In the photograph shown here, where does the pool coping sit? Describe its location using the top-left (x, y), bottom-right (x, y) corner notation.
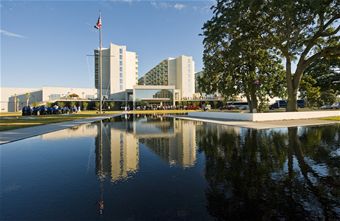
top-left (0, 114), bottom-right (122, 145)
top-left (170, 115), bottom-right (339, 129)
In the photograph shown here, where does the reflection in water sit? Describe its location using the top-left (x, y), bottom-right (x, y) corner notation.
top-left (138, 117), bottom-right (198, 167)
top-left (2, 115), bottom-right (339, 220)
top-left (197, 123), bottom-right (340, 220)
top-left (95, 120), bottom-right (139, 182)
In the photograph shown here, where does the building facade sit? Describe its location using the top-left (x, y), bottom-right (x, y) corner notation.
top-left (95, 43), bottom-right (138, 99)
top-left (138, 55), bottom-right (195, 100)
top-left (0, 87), bottom-right (97, 112)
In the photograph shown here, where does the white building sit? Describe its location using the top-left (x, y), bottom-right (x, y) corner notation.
top-left (95, 43), bottom-right (138, 98)
top-left (138, 55), bottom-right (195, 100)
top-left (0, 86), bottom-right (97, 112)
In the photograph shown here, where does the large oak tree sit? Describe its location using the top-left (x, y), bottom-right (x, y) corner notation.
top-left (202, 0), bottom-right (339, 111)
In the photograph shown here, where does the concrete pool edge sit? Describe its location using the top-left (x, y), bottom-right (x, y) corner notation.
top-left (170, 115), bottom-right (339, 129)
top-left (0, 114), bottom-right (122, 145)
top-left (188, 110), bottom-right (339, 121)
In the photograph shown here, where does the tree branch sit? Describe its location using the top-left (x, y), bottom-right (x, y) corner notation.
top-left (320, 25), bottom-right (340, 37)
top-left (293, 46), bottom-right (340, 89)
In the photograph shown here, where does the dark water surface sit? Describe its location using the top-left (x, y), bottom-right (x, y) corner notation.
top-left (1, 115), bottom-right (339, 220)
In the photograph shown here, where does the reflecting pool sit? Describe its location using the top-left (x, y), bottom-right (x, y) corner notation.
top-left (1, 115), bottom-right (339, 220)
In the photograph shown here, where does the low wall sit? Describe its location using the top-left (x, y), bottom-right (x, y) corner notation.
top-left (188, 111), bottom-right (339, 122)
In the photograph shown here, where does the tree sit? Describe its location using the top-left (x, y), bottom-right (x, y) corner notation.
top-left (304, 56), bottom-right (340, 94)
top-left (257, 0), bottom-right (339, 111)
top-left (94, 101), bottom-right (100, 110)
top-left (57, 101), bottom-right (65, 108)
top-left (82, 101), bottom-right (89, 110)
top-left (25, 93), bottom-right (30, 106)
top-left (201, 3), bottom-right (286, 112)
top-left (299, 75), bottom-right (321, 107)
top-left (70, 101), bottom-right (76, 108)
top-left (108, 101), bottom-right (115, 110)
top-left (203, 0), bottom-right (339, 111)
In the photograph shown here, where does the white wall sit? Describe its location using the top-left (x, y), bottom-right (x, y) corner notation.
top-left (1, 87), bottom-right (38, 112)
top-left (177, 56), bottom-right (195, 99)
top-left (189, 111), bottom-right (340, 122)
top-left (125, 51), bottom-right (138, 90)
top-left (0, 87), bottom-right (97, 112)
top-left (168, 58), bottom-right (177, 86)
top-left (42, 87), bottom-right (97, 101)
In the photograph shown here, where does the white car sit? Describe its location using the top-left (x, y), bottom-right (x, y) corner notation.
top-left (331, 102), bottom-right (340, 109)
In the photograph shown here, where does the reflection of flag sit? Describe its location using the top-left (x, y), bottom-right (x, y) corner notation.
top-left (94, 16), bottom-right (102, 29)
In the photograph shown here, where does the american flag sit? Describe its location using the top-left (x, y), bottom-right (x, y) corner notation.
top-left (94, 15), bottom-right (102, 29)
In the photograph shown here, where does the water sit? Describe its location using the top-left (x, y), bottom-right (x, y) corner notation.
top-left (1, 115), bottom-right (339, 220)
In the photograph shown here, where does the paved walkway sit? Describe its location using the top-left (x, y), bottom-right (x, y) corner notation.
top-left (172, 116), bottom-right (339, 129)
top-left (0, 114), bottom-right (122, 145)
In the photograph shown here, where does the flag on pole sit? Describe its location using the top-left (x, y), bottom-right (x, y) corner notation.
top-left (94, 15), bottom-right (102, 29)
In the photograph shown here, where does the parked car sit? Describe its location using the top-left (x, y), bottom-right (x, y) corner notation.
top-left (32, 105), bottom-right (48, 115)
top-left (270, 100), bottom-right (287, 109)
top-left (297, 99), bottom-right (305, 108)
top-left (321, 104), bottom-right (332, 109)
top-left (22, 106), bottom-right (32, 116)
top-left (227, 101), bottom-right (249, 110)
top-left (270, 99), bottom-right (305, 109)
top-left (331, 102), bottom-right (340, 109)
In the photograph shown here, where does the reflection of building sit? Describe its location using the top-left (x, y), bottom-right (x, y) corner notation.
top-left (94, 43), bottom-right (138, 98)
top-left (109, 116), bottom-right (198, 167)
top-left (95, 121), bottom-right (139, 182)
top-left (138, 118), bottom-right (197, 168)
top-left (41, 124), bottom-right (98, 140)
top-left (138, 55), bottom-right (195, 100)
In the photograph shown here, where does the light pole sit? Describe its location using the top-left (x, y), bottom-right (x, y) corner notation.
top-left (94, 12), bottom-right (103, 114)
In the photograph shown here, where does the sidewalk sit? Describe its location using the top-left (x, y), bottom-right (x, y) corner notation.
top-left (0, 114), bottom-right (121, 145)
top-left (172, 115), bottom-right (339, 129)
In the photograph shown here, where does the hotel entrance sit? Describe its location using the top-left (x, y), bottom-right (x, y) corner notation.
top-left (132, 85), bottom-right (179, 110)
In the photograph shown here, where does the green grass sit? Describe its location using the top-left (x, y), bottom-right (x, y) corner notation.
top-left (0, 114), bottom-right (106, 131)
top-left (321, 116), bottom-right (340, 121)
top-left (0, 110), bottom-right (199, 131)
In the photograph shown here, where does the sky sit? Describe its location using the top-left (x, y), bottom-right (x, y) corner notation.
top-left (1, 0), bottom-right (214, 88)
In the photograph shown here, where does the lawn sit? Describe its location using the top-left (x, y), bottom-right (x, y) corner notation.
top-left (321, 116), bottom-right (340, 121)
top-left (0, 109), bottom-right (199, 131)
top-left (0, 114), bottom-right (106, 131)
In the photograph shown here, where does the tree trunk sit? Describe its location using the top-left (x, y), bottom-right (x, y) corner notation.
top-left (250, 87), bottom-right (258, 112)
top-left (245, 94), bottom-right (253, 113)
top-left (285, 57), bottom-right (298, 112)
top-left (287, 89), bottom-right (298, 112)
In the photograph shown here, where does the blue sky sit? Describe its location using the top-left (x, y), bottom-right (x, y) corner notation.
top-left (1, 0), bottom-right (214, 88)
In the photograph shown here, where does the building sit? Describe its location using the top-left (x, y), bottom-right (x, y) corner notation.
top-left (95, 43), bottom-right (138, 98)
top-left (0, 87), bottom-right (97, 112)
top-left (138, 55), bottom-right (195, 100)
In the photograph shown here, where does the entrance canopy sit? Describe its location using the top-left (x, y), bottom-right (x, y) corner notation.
top-left (132, 85), bottom-right (178, 107)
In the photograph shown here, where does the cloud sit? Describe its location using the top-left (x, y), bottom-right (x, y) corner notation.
top-left (0, 29), bottom-right (26, 38)
top-left (151, 2), bottom-right (186, 10)
top-left (174, 3), bottom-right (185, 10)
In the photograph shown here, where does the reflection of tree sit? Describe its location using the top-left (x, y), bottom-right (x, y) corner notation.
top-left (197, 124), bottom-right (340, 220)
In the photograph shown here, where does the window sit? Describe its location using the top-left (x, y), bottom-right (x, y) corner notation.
top-left (120, 61), bottom-right (123, 65)
top-left (120, 67), bottom-right (123, 71)
top-left (119, 48), bottom-right (123, 54)
top-left (120, 55), bottom-right (123, 59)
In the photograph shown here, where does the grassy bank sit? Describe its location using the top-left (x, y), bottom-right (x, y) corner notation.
top-left (0, 109), bottom-right (198, 131)
top-left (321, 116), bottom-right (340, 121)
top-left (0, 114), bottom-right (107, 131)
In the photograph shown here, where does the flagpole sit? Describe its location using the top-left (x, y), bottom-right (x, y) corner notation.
top-left (99, 12), bottom-right (103, 114)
